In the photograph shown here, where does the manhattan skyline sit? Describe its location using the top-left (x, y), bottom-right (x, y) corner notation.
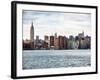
top-left (22, 10), bottom-right (91, 40)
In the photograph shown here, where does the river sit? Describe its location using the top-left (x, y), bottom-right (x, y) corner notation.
top-left (22, 50), bottom-right (91, 69)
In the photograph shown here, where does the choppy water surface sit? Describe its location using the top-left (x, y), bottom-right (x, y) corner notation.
top-left (22, 50), bottom-right (91, 69)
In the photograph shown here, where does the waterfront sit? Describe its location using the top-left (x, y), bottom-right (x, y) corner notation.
top-left (22, 50), bottom-right (91, 69)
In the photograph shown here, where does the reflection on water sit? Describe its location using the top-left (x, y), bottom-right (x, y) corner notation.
top-left (22, 50), bottom-right (91, 69)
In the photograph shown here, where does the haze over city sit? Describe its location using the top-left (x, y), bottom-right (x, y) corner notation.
top-left (22, 10), bottom-right (91, 40)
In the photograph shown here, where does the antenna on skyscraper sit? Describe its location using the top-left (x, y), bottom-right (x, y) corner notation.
top-left (31, 20), bottom-right (34, 28)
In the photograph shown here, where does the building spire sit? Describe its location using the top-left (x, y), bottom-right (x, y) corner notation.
top-left (31, 21), bottom-right (34, 27)
top-left (30, 21), bottom-right (34, 41)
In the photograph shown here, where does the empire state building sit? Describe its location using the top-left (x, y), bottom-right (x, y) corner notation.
top-left (30, 22), bottom-right (34, 49)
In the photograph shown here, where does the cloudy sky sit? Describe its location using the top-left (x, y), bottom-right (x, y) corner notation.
top-left (22, 10), bottom-right (91, 40)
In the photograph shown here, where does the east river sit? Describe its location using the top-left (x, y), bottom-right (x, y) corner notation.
top-left (22, 50), bottom-right (91, 69)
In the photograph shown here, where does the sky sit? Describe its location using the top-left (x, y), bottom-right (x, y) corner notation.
top-left (22, 10), bottom-right (91, 40)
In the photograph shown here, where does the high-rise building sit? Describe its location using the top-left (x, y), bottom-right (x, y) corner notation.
top-left (85, 36), bottom-right (91, 49)
top-left (63, 36), bottom-right (67, 49)
top-left (50, 36), bottom-right (54, 48)
top-left (58, 36), bottom-right (64, 49)
top-left (44, 35), bottom-right (49, 41)
top-left (30, 22), bottom-right (34, 49)
top-left (78, 31), bottom-right (84, 38)
top-left (35, 35), bottom-right (39, 47)
top-left (44, 35), bottom-right (50, 48)
top-left (68, 35), bottom-right (76, 49)
top-left (54, 33), bottom-right (59, 49)
top-left (69, 35), bottom-right (74, 40)
top-left (78, 31), bottom-right (85, 49)
top-left (36, 35), bottom-right (39, 40)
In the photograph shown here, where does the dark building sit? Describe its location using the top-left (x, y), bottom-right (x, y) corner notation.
top-left (44, 35), bottom-right (50, 48)
top-left (50, 36), bottom-right (54, 48)
top-left (23, 40), bottom-right (31, 50)
top-left (67, 35), bottom-right (74, 49)
top-left (44, 35), bottom-right (49, 41)
top-left (69, 35), bottom-right (74, 41)
top-left (85, 36), bottom-right (91, 49)
top-left (36, 35), bottom-right (39, 40)
top-left (43, 41), bottom-right (48, 49)
top-left (63, 36), bottom-right (67, 49)
top-left (58, 36), bottom-right (64, 49)
top-left (34, 35), bottom-right (40, 49)
top-left (54, 33), bottom-right (59, 49)
top-left (75, 36), bottom-right (79, 41)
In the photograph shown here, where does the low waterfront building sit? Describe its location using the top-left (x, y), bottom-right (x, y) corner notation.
top-left (23, 39), bottom-right (31, 50)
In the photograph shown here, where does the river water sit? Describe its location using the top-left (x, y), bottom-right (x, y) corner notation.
top-left (22, 50), bottom-right (91, 69)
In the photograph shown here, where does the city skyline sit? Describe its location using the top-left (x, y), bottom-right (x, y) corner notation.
top-left (23, 10), bottom-right (91, 40)
top-left (23, 23), bottom-right (91, 50)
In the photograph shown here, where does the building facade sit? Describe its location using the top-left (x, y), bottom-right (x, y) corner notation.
top-left (50, 36), bottom-right (54, 48)
top-left (54, 33), bottom-right (58, 49)
top-left (58, 36), bottom-right (64, 49)
top-left (44, 35), bottom-right (50, 48)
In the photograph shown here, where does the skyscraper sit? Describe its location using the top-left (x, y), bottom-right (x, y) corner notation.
top-left (44, 35), bottom-right (50, 48)
top-left (30, 22), bottom-right (34, 49)
top-left (50, 36), bottom-right (54, 48)
top-left (54, 33), bottom-right (59, 49)
top-left (58, 36), bottom-right (64, 49)
top-left (78, 31), bottom-right (84, 38)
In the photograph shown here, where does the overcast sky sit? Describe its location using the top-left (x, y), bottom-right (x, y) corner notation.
top-left (22, 10), bottom-right (91, 40)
